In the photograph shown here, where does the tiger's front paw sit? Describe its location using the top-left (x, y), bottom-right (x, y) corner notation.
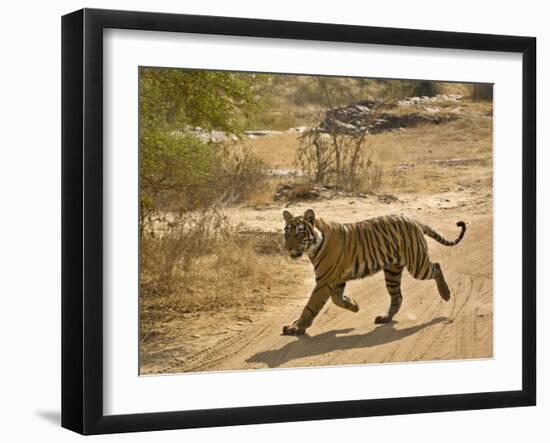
top-left (349, 300), bottom-right (360, 313)
top-left (282, 323), bottom-right (306, 336)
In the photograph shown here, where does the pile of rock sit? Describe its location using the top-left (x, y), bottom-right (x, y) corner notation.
top-left (174, 127), bottom-right (289, 143)
top-left (274, 183), bottom-right (352, 201)
top-left (173, 127), bottom-right (239, 143)
top-left (397, 94), bottom-right (463, 106)
top-left (273, 183), bottom-right (399, 204)
top-left (317, 97), bottom-right (460, 136)
top-left (244, 129), bottom-right (283, 138)
top-left (318, 100), bottom-right (379, 136)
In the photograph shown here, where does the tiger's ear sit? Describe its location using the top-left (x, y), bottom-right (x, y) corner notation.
top-left (304, 209), bottom-right (315, 224)
top-left (283, 210), bottom-right (294, 223)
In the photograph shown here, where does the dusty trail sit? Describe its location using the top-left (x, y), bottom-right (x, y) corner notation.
top-left (148, 198), bottom-right (492, 374)
top-left (140, 110), bottom-right (494, 374)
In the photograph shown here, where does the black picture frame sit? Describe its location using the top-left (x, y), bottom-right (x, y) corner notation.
top-left (61, 8), bottom-right (536, 435)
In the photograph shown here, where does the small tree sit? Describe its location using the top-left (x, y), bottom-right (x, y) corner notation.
top-left (295, 78), bottom-right (382, 192)
top-left (139, 68), bottom-right (268, 235)
top-left (296, 116), bottom-right (379, 192)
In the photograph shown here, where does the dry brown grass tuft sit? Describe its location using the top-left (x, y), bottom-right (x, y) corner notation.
top-left (367, 113), bottom-right (492, 195)
top-left (438, 82), bottom-right (473, 97)
top-left (240, 99), bottom-right (492, 199)
top-left (241, 133), bottom-right (300, 169)
top-left (139, 210), bottom-right (294, 346)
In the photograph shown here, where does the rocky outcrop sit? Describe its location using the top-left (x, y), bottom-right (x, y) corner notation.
top-left (317, 97), bottom-right (461, 136)
top-left (273, 183), bottom-right (399, 204)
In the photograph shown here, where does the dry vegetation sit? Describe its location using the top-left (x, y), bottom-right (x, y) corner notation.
top-left (139, 73), bottom-right (493, 374)
top-left (246, 77), bottom-right (472, 130)
top-left (140, 211), bottom-right (299, 366)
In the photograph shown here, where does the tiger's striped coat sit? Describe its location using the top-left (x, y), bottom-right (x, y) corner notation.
top-left (282, 209), bottom-right (466, 335)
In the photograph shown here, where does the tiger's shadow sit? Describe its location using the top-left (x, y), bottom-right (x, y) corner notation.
top-left (246, 316), bottom-right (449, 368)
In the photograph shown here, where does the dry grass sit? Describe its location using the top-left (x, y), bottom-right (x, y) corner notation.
top-left (371, 115), bottom-right (492, 165)
top-left (369, 113), bottom-right (492, 194)
top-left (139, 86), bottom-right (493, 373)
top-left (246, 78), bottom-right (479, 132)
top-left (242, 133), bottom-right (300, 169)
top-left (248, 104), bottom-right (323, 130)
top-left (139, 210), bottom-right (296, 347)
top-left (240, 99), bottom-right (493, 201)
top-left (439, 82), bottom-right (473, 97)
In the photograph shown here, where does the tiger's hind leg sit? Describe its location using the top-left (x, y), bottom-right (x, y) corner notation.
top-left (433, 263), bottom-right (451, 301)
top-left (331, 283), bottom-right (359, 313)
top-left (375, 265), bottom-right (405, 324)
top-left (409, 255), bottom-right (451, 301)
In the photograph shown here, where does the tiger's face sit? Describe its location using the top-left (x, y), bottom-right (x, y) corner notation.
top-left (283, 209), bottom-right (317, 259)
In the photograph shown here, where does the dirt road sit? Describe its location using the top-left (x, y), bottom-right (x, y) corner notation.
top-left (141, 190), bottom-right (493, 374)
top-left (140, 107), bottom-right (494, 374)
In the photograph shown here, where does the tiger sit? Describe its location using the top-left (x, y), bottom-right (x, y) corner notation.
top-left (282, 209), bottom-right (466, 335)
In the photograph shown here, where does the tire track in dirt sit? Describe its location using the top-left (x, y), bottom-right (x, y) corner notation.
top-left (221, 213), bottom-right (491, 371)
top-left (143, 202), bottom-right (493, 374)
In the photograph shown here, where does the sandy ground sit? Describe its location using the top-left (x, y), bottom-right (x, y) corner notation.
top-left (141, 191), bottom-right (493, 374)
top-left (140, 109), bottom-right (493, 375)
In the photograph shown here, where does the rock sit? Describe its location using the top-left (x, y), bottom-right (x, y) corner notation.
top-left (244, 129), bottom-right (283, 138)
top-left (265, 169), bottom-right (305, 177)
top-left (354, 105), bottom-right (371, 112)
top-left (316, 101), bottom-right (459, 136)
top-left (288, 126), bottom-right (308, 133)
top-left (377, 194), bottom-right (399, 204)
top-left (273, 183), bottom-right (369, 202)
top-left (398, 94), bottom-right (463, 107)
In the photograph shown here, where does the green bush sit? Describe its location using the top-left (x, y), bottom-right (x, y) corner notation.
top-left (140, 131), bottom-right (217, 212)
top-left (140, 130), bottom-right (268, 234)
top-left (139, 68), bottom-right (269, 235)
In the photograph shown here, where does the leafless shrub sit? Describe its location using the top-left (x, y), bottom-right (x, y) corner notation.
top-left (139, 208), bottom-right (285, 318)
top-left (283, 77), bottom-right (383, 193)
top-left (296, 116), bottom-right (382, 192)
top-left (140, 208), bottom-right (232, 298)
top-left (140, 140), bottom-right (268, 236)
top-left (215, 143), bottom-right (269, 205)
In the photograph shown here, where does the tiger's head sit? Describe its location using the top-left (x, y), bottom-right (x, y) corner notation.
top-left (282, 209), bottom-right (320, 259)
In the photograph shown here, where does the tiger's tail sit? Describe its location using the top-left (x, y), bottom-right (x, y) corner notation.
top-left (422, 221), bottom-right (466, 246)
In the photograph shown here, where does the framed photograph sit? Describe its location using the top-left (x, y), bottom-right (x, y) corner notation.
top-left (62, 8), bottom-right (536, 435)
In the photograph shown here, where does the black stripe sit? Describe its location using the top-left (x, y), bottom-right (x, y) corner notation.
top-left (386, 282), bottom-right (401, 289)
top-left (364, 228), bottom-right (378, 269)
top-left (385, 268), bottom-right (402, 277)
top-left (314, 245), bottom-right (330, 270)
top-left (364, 256), bottom-right (371, 276)
top-left (361, 227), bottom-right (372, 273)
top-left (316, 243), bottom-right (343, 283)
top-left (310, 232), bottom-right (325, 261)
top-left (386, 220), bottom-right (400, 246)
top-left (420, 262), bottom-right (431, 280)
top-left (373, 231), bottom-right (386, 266)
